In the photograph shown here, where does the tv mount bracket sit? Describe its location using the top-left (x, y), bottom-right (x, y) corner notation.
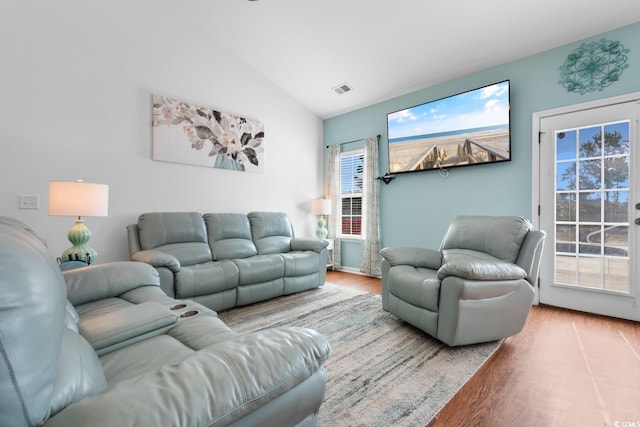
top-left (376, 172), bottom-right (396, 185)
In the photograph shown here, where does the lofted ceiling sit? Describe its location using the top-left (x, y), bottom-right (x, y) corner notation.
top-left (192, 0), bottom-right (640, 119)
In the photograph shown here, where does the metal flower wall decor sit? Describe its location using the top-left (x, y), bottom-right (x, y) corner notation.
top-left (559, 38), bottom-right (629, 95)
top-left (152, 94), bottom-right (264, 173)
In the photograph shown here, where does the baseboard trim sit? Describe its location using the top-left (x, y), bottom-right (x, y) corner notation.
top-left (332, 266), bottom-right (361, 275)
top-left (331, 266), bottom-right (380, 278)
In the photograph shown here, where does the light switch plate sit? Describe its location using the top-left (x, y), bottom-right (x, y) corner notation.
top-left (19, 194), bottom-right (39, 209)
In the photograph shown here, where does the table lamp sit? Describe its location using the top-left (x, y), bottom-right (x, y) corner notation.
top-left (311, 198), bottom-right (331, 239)
top-left (48, 180), bottom-right (109, 264)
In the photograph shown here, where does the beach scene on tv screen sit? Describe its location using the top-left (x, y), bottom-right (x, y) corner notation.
top-left (387, 81), bottom-right (510, 173)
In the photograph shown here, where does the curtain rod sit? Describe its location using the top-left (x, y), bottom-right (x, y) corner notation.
top-left (326, 134), bottom-right (380, 148)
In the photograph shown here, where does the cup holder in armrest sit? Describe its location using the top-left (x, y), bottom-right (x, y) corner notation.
top-left (170, 303), bottom-right (188, 310)
top-left (179, 310), bottom-right (199, 318)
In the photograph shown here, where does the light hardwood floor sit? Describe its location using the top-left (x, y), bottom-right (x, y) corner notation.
top-left (326, 270), bottom-right (640, 427)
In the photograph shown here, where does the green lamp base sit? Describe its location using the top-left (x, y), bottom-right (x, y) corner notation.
top-left (315, 216), bottom-right (328, 239)
top-left (61, 218), bottom-right (97, 264)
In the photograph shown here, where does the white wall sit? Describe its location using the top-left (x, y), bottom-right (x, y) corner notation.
top-left (0, 1), bottom-right (324, 262)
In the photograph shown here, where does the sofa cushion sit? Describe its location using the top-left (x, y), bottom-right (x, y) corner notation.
top-left (440, 216), bottom-right (531, 263)
top-left (50, 328), bottom-right (108, 416)
top-left (49, 327), bottom-right (330, 427)
top-left (204, 213), bottom-right (258, 260)
top-left (174, 261), bottom-right (239, 299)
top-left (248, 211), bottom-right (294, 254)
top-left (138, 212), bottom-right (207, 248)
top-left (439, 249), bottom-right (527, 280)
top-left (234, 254), bottom-right (286, 285)
top-left (281, 251), bottom-right (321, 276)
top-left (99, 313), bottom-right (237, 383)
top-left (138, 212), bottom-right (212, 265)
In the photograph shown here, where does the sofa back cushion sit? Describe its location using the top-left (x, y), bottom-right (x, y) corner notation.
top-left (138, 212), bottom-right (212, 265)
top-left (0, 217), bottom-right (107, 425)
top-left (440, 216), bottom-right (531, 263)
top-left (204, 213), bottom-right (258, 260)
top-left (248, 212), bottom-right (294, 255)
top-left (50, 328), bottom-right (107, 416)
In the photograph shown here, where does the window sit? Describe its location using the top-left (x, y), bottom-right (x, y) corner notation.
top-left (554, 120), bottom-right (630, 291)
top-left (340, 150), bottom-right (363, 238)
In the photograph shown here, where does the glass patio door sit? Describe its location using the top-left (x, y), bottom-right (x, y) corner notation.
top-left (538, 100), bottom-right (640, 321)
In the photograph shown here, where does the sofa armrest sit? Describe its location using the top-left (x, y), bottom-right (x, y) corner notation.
top-left (78, 301), bottom-right (178, 353)
top-left (126, 223), bottom-right (142, 256)
top-left (516, 229), bottom-right (546, 285)
top-left (437, 259), bottom-right (527, 280)
top-left (380, 247), bottom-right (442, 269)
top-left (290, 238), bottom-right (328, 252)
top-left (63, 262), bottom-right (161, 306)
top-left (131, 249), bottom-right (181, 272)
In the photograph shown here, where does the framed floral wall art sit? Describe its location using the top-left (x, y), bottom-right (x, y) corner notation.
top-left (152, 94), bottom-right (265, 173)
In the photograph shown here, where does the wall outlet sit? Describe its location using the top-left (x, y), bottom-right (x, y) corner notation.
top-left (19, 194), bottom-right (39, 209)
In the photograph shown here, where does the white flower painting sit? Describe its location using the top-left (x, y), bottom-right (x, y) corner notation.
top-left (152, 94), bottom-right (264, 173)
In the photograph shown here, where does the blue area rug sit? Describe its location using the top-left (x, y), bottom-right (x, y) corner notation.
top-left (218, 283), bottom-right (502, 426)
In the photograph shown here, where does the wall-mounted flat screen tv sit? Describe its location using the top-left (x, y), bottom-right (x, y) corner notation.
top-left (386, 80), bottom-right (511, 174)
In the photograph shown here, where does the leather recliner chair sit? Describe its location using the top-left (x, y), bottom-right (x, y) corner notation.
top-left (380, 216), bottom-right (546, 346)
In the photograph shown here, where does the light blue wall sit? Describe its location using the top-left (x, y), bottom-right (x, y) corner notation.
top-left (324, 23), bottom-right (640, 270)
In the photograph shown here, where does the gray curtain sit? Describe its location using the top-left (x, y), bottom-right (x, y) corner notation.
top-left (360, 135), bottom-right (381, 276)
top-left (326, 145), bottom-right (341, 269)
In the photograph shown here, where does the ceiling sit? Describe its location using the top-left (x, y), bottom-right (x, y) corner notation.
top-left (200, 0), bottom-right (640, 119)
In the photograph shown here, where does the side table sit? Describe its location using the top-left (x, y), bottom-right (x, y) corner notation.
top-left (323, 238), bottom-right (335, 270)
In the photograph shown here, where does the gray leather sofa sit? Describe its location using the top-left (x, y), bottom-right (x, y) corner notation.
top-left (381, 216), bottom-right (545, 346)
top-left (127, 211), bottom-right (328, 311)
top-left (0, 216), bottom-right (330, 427)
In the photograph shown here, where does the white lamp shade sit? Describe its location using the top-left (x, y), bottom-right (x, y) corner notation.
top-left (49, 181), bottom-right (109, 217)
top-left (311, 198), bottom-right (331, 215)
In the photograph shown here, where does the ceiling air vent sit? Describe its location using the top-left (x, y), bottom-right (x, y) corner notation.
top-left (333, 83), bottom-right (353, 95)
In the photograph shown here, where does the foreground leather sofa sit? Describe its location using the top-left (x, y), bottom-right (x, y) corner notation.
top-left (381, 215), bottom-right (545, 346)
top-left (127, 211), bottom-right (328, 311)
top-left (0, 216), bottom-right (330, 427)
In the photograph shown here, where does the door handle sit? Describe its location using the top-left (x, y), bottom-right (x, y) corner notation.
top-left (636, 218), bottom-right (640, 225)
